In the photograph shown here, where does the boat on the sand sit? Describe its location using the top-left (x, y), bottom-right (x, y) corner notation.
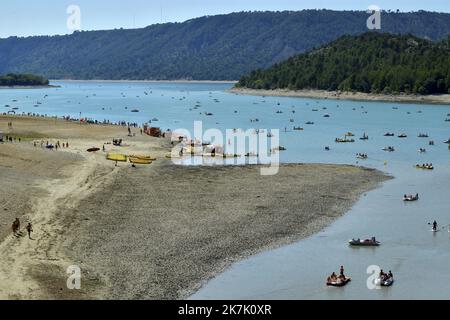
top-left (107, 153), bottom-right (128, 162)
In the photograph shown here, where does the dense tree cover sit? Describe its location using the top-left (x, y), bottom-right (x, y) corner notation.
top-left (237, 33), bottom-right (450, 95)
top-left (1, 10), bottom-right (450, 80)
top-left (0, 73), bottom-right (49, 86)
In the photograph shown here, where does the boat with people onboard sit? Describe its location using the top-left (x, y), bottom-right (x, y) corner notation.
top-left (356, 153), bottom-right (368, 159)
top-left (375, 277), bottom-right (394, 287)
top-left (336, 138), bottom-right (355, 143)
top-left (360, 133), bottom-right (369, 140)
top-left (327, 278), bottom-right (351, 287)
top-left (349, 237), bottom-right (380, 247)
top-left (403, 194), bottom-right (419, 202)
top-left (416, 164), bottom-right (434, 170)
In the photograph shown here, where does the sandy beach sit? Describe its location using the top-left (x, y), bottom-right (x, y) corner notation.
top-left (230, 88), bottom-right (450, 105)
top-left (0, 115), bottom-right (389, 300)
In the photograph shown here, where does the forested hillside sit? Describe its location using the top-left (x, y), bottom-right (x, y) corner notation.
top-left (1, 10), bottom-right (450, 80)
top-left (237, 33), bottom-right (450, 95)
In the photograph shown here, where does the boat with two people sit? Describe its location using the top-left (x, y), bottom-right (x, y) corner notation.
top-left (375, 270), bottom-right (394, 287)
top-left (403, 193), bottom-right (419, 202)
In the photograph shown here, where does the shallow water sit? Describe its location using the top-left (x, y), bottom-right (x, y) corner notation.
top-left (2, 81), bottom-right (449, 299)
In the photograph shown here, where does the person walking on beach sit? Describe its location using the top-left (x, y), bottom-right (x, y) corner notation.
top-left (26, 222), bottom-right (33, 240)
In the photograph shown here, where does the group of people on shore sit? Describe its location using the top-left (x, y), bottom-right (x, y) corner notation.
top-left (33, 140), bottom-right (69, 150)
top-left (12, 218), bottom-right (33, 239)
top-left (2, 135), bottom-right (21, 143)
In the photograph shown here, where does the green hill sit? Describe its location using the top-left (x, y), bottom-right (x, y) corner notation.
top-left (237, 33), bottom-right (450, 95)
top-left (0, 73), bottom-right (49, 86)
top-left (1, 10), bottom-right (450, 80)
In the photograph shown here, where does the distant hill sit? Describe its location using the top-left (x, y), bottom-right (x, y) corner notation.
top-left (1, 10), bottom-right (450, 80)
top-left (237, 33), bottom-right (450, 95)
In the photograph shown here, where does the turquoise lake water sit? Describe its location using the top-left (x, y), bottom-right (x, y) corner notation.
top-left (1, 81), bottom-right (449, 299)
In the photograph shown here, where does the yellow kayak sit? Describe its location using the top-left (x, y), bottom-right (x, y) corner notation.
top-left (130, 155), bottom-right (156, 161)
top-left (129, 156), bottom-right (152, 165)
top-left (107, 153), bottom-right (128, 162)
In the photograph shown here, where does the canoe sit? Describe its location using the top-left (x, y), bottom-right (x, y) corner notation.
top-left (349, 239), bottom-right (380, 246)
top-left (327, 278), bottom-right (351, 287)
top-left (129, 157), bottom-right (152, 165)
top-left (107, 153), bottom-right (128, 162)
top-left (130, 155), bottom-right (156, 161)
top-left (87, 147), bottom-right (100, 152)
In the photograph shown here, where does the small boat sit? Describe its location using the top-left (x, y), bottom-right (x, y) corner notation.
top-left (327, 277), bottom-right (351, 287)
top-left (375, 278), bottom-right (394, 287)
top-left (245, 152), bottom-right (259, 157)
top-left (360, 134), bottom-right (369, 140)
top-left (130, 155), bottom-right (156, 161)
top-left (305, 121), bottom-right (315, 125)
top-left (129, 157), bottom-right (152, 165)
top-left (87, 147), bottom-right (101, 152)
top-left (398, 134), bottom-right (408, 138)
top-left (325, 146), bottom-right (331, 151)
top-left (403, 194), bottom-right (419, 202)
top-left (131, 109), bottom-right (139, 113)
top-left (415, 164), bottom-right (434, 170)
top-left (107, 153), bottom-right (128, 162)
top-left (345, 132), bottom-right (355, 137)
top-left (349, 238), bottom-right (380, 247)
top-left (384, 133), bottom-right (395, 137)
top-left (356, 154), bottom-right (368, 159)
top-left (383, 147), bottom-right (395, 152)
top-left (418, 134), bottom-right (429, 138)
top-left (293, 127), bottom-right (304, 131)
top-left (335, 138), bottom-right (355, 143)
top-left (323, 114), bottom-right (330, 118)
top-left (444, 139), bottom-right (450, 144)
